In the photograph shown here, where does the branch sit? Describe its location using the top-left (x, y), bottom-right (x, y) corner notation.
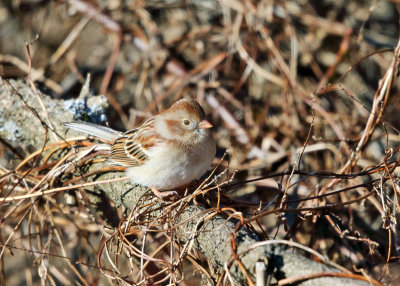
top-left (0, 77), bottom-right (373, 285)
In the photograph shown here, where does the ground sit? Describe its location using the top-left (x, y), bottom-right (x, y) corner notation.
top-left (0, 1), bottom-right (400, 285)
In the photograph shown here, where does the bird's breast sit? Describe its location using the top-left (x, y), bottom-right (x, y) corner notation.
top-left (126, 139), bottom-right (215, 190)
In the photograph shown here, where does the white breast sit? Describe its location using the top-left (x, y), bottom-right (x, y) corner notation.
top-left (126, 137), bottom-right (215, 190)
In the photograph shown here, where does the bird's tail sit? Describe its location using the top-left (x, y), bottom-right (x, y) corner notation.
top-left (65, 122), bottom-right (121, 142)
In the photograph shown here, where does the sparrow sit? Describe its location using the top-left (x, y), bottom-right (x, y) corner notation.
top-left (65, 97), bottom-right (216, 197)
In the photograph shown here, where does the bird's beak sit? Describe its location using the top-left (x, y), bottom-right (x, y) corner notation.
top-left (198, 120), bottom-right (213, 129)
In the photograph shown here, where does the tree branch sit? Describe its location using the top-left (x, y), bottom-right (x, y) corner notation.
top-left (0, 77), bottom-right (372, 285)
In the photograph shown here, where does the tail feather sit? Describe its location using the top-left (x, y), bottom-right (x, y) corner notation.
top-left (65, 122), bottom-right (121, 142)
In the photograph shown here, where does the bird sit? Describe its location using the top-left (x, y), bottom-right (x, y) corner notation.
top-left (65, 97), bottom-right (216, 198)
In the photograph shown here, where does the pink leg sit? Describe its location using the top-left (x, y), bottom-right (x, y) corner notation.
top-left (151, 187), bottom-right (178, 198)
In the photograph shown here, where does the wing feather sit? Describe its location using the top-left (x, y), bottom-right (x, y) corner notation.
top-left (109, 117), bottom-right (159, 167)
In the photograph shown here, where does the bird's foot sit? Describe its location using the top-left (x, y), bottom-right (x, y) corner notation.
top-left (151, 187), bottom-right (178, 199)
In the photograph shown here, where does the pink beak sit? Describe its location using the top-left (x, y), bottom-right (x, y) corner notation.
top-left (198, 120), bottom-right (213, 129)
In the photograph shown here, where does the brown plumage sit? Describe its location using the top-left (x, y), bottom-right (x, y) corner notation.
top-left (109, 117), bottom-right (159, 166)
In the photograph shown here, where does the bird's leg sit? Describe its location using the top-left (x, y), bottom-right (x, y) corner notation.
top-left (150, 187), bottom-right (178, 198)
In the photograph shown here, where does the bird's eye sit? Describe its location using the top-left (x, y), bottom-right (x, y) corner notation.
top-left (183, 119), bottom-right (190, 126)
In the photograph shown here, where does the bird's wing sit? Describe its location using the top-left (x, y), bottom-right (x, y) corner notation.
top-left (109, 117), bottom-right (160, 167)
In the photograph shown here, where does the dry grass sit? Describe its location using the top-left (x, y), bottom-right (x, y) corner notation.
top-left (1, 0), bottom-right (400, 285)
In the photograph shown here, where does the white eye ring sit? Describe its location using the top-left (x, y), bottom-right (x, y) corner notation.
top-left (183, 119), bottom-right (190, 126)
